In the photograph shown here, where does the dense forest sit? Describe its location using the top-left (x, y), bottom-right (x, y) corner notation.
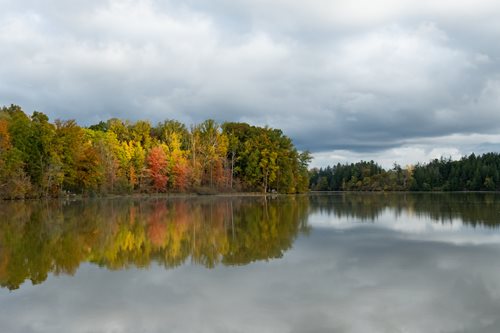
top-left (0, 104), bottom-right (311, 199)
top-left (309, 153), bottom-right (500, 191)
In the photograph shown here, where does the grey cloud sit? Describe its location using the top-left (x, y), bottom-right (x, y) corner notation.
top-left (1, 0), bottom-right (500, 165)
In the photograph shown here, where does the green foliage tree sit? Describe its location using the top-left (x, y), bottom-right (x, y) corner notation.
top-left (222, 122), bottom-right (309, 193)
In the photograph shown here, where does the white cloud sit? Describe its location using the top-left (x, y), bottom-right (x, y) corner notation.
top-left (311, 132), bottom-right (500, 169)
top-left (1, 0), bottom-right (500, 166)
top-left (310, 147), bottom-right (459, 169)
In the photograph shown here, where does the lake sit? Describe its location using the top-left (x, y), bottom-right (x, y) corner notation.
top-left (1, 193), bottom-right (500, 332)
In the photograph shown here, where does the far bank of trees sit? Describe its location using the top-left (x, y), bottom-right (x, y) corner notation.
top-left (309, 153), bottom-right (500, 192)
top-left (0, 104), bottom-right (310, 199)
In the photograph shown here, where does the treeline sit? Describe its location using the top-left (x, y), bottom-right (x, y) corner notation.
top-left (0, 104), bottom-right (310, 199)
top-left (310, 153), bottom-right (500, 191)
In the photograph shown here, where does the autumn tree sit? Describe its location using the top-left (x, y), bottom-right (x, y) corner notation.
top-left (152, 120), bottom-right (190, 150)
top-left (190, 120), bottom-right (228, 189)
top-left (166, 132), bottom-right (190, 192)
top-left (85, 129), bottom-right (119, 194)
top-left (147, 145), bottom-right (169, 192)
top-left (0, 113), bottom-right (31, 198)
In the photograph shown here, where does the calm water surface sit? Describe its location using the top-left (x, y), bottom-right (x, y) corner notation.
top-left (1, 193), bottom-right (500, 333)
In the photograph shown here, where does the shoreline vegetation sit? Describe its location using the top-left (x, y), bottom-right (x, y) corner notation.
top-left (5, 190), bottom-right (500, 204)
top-left (0, 104), bottom-right (310, 200)
top-left (24, 192), bottom-right (289, 201)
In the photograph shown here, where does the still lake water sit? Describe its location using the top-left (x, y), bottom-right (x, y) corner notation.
top-left (1, 193), bottom-right (500, 332)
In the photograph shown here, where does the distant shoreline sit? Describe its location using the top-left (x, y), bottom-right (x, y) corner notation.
top-left (0, 191), bottom-right (290, 202)
top-left (3, 190), bottom-right (500, 202)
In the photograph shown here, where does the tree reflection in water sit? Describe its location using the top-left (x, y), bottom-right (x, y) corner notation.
top-left (1, 192), bottom-right (499, 291)
top-left (309, 192), bottom-right (500, 227)
top-left (0, 196), bottom-right (310, 290)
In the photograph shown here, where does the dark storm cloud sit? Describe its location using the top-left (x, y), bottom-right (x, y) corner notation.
top-left (1, 0), bottom-right (500, 166)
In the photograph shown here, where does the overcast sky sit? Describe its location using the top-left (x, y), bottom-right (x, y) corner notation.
top-left (1, 0), bottom-right (500, 168)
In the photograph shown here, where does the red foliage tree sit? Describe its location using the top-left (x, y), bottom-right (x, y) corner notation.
top-left (172, 158), bottom-right (189, 192)
top-left (147, 146), bottom-right (168, 192)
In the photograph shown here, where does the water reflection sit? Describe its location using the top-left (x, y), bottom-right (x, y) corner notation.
top-left (1, 193), bottom-right (500, 291)
top-left (309, 192), bottom-right (500, 227)
top-left (0, 196), bottom-right (310, 290)
top-left (2, 193), bottom-right (500, 333)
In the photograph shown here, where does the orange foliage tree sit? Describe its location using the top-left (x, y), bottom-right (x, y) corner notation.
top-left (147, 146), bottom-right (168, 192)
